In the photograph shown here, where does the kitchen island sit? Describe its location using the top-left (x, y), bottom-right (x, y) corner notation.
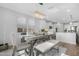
top-left (56, 32), bottom-right (76, 45)
top-left (14, 33), bottom-right (55, 56)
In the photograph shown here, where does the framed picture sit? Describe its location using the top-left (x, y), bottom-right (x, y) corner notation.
top-left (17, 28), bottom-right (23, 32)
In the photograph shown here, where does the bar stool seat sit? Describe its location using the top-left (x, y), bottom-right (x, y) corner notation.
top-left (34, 40), bottom-right (60, 56)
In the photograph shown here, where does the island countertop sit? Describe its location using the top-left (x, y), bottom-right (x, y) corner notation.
top-left (21, 34), bottom-right (54, 43)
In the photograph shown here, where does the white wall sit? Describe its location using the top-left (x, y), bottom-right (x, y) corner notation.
top-left (3, 10), bottom-right (17, 45)
top-left (0, 7), bottom-right (40, 45)
top-left (0, 8), bottom-right (4, 44)
top-left (0, 7), bottom-right (17, 45)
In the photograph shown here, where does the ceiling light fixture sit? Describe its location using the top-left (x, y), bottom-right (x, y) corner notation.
top-left (39, 3), bottom-right (43, 5)
top-left (34, 11), bottom-right (45, 19)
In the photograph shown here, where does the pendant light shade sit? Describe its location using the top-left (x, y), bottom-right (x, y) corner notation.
top-left (34, 11), bottom-right (45, 19)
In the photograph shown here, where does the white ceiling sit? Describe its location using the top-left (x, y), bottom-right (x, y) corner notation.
top-left (0, 3), bottom-right (79, 23)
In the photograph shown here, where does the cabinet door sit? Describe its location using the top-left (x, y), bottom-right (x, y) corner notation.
top-left (56, 33), bottom-right (76, 45)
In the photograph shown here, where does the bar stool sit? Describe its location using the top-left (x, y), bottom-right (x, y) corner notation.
top-left (34, 40), bottom-right (60, 56)
top-left (11, 33), bottom-right (31, 56)
top-left (13, 43), bottom-right (31, 56)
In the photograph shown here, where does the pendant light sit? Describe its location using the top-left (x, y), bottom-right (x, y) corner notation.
top-left (34, 11), bottom-right (45, 19)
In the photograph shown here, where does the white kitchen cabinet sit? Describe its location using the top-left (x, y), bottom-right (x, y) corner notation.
top-left (56, 32), bottom-right (76, 45)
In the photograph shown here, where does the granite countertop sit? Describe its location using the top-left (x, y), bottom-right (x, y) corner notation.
top-left (21, 34), bottom-right (54, 43)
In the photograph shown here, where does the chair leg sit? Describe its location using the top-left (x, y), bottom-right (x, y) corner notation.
top-left (36, 51), bottom-right (40, 56)
top-left (25, 49), bottom-right (30, 55)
